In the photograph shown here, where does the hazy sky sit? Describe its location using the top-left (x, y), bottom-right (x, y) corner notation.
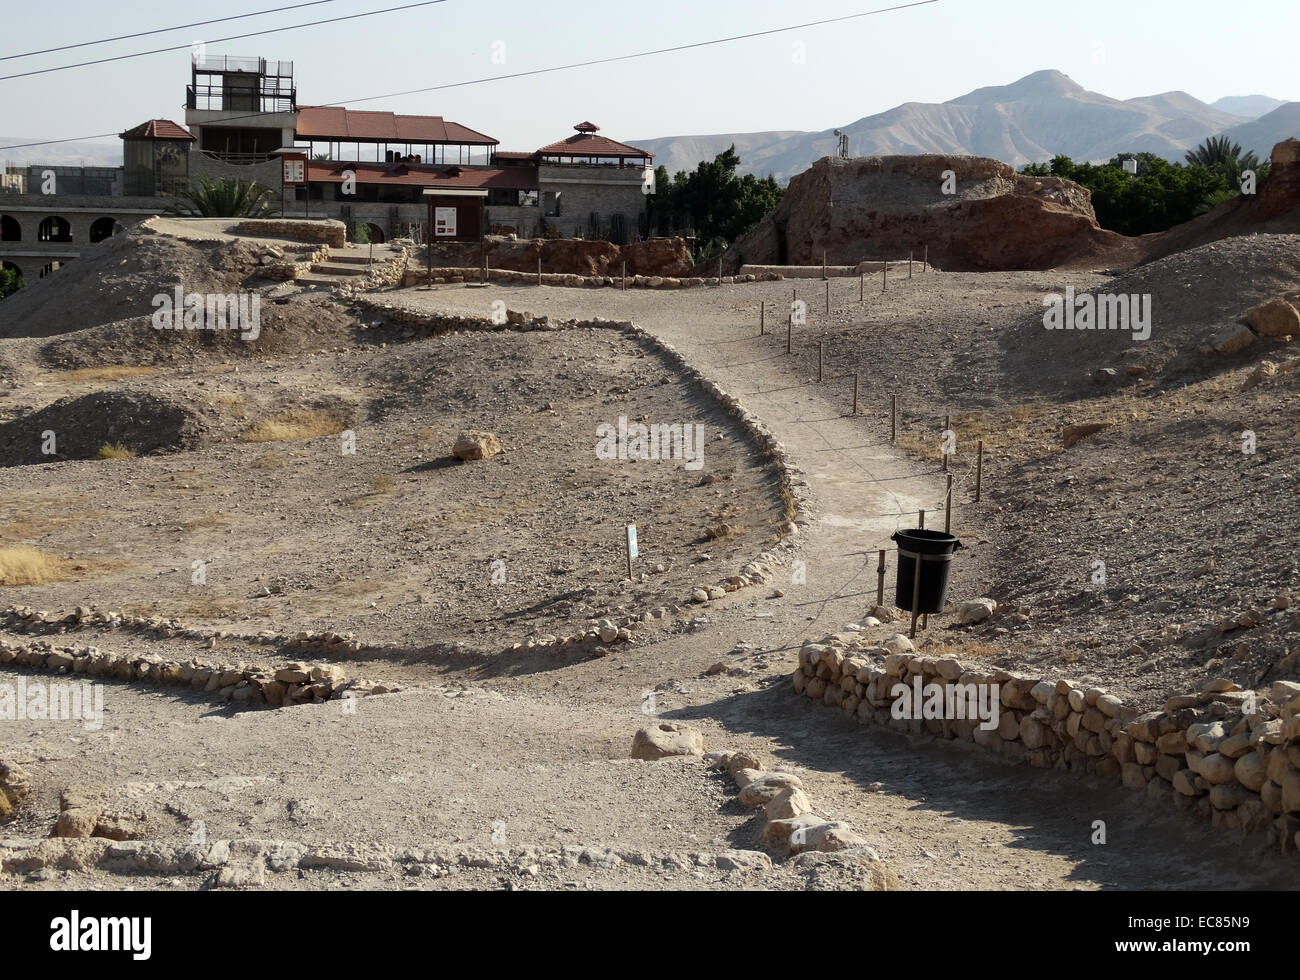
top-left (2, 0), bottom-right (1295, 154)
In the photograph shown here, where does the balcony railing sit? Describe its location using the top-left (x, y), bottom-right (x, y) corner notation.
top-left (186, 83), bottom-right (296, 113)
top-left (192, 55), bottom-right (293, 77)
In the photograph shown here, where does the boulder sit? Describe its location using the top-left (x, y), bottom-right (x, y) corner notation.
top-left (630, 723), bottom-right (703, 760)
top-left (452, 430), bottom-right (503, 461)
top-left (1244, 298), bottom-right (1300, 338)
top-left (1211, 324), bottom-right (1256, 355)
top-left (955, 598), bottom-right (996, 625)
top-left (763, 787), bottom-right (814, 820)
top-left (1062, 422), bottom-right (1112, 449)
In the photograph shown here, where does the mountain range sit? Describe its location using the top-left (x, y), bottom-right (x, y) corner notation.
top-left (632, 71), bottom-right (1296, 184)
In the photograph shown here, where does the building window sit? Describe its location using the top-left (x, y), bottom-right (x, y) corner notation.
top-left (543, 190), bottom-right (562, 217)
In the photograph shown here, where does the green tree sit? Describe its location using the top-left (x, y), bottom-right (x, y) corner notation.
top-left (1185, 136), bottom-right (1269, 187)
top-left (170, 176), bottom-right (280, 218)
top-left (0, 265), bottom-right (23, 300)
top-left (648, 146), bottom-right (782, 254)
top-left (1020, 152), bottom-right (1231, 236)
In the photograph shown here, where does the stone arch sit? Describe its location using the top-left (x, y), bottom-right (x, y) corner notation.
top-left (0, 214), bottom-right (20, 242)
top-left (89, 216), bottom-right (120, 243)
top-left (1, 259), bottom-right (22, 279)
top-left (363, 222), bottom-right (385, 244)
top-left (38, 216), bottom-right (72, 243)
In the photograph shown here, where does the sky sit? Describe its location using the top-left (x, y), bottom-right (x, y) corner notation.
top-left (2, 0), bottom-right (1296, 156)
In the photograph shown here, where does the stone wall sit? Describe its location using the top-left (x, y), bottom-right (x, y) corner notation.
top-left (791, 632), bottom-right (1300, 857)
top-left (539, 164), bottom-right (647, 241)
top-left (231, 218), bottom-right (346, 247)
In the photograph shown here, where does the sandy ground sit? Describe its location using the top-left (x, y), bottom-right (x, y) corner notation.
top-left (5, 246), bottom-right (1300, 889)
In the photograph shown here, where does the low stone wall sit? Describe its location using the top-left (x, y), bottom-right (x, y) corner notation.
top-left (401, 267), bottom-right (781, 289)
top-left (791, 630), bottom-right (1300, 857)
top-left (0, 608), bottom-right (401, 708)
top-left (232, 219), bottom-right (346, 247)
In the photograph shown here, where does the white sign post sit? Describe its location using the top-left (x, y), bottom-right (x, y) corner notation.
top-left (625, 523), bottom-right (638, 579)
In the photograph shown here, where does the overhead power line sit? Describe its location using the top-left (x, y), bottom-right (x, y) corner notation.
top-left (1, 1), bottom-right (346, 62)
top-left (0, 0), bottom-right (449, 81)
top-left (0, 1), bottom-right (940, 153)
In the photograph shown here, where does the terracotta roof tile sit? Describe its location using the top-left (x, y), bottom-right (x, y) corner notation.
top-left (119, 119), bottom-right (194, 141)
top-left (297, 106), bottom-right (496, 145)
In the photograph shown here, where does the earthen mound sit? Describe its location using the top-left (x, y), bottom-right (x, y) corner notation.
top-left (0, 391), bottom-right (204, 466)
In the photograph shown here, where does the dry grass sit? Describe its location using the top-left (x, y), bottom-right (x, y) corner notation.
top-left (43, 366), bottom-right (159, 383)
top-left (182, 598), bottom-right (244, 621)
top-left (97, 442), bottom-right (135, 460)
top-left (371, 474), bottom-right (395, 494)
top-left (0, 546), bottom-right (65, 586)
top-left (242, 409), bottom-right (347, 444)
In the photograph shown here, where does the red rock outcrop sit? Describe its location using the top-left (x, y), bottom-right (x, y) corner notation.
top-left (723, 154), bottom-right (1128, 272)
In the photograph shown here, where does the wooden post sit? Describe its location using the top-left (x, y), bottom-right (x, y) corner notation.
top-left (818, 341), bottom-right (823, 382)
top-left (852, 372), bottom-right (859, 415)
top-left (976, 440), bottom-right (984, 502)
top-left (876, 549), bottom-right (886, 607)
top-left (918, 508), bottom-right (925, 530)
top-left (942, 414), bottom-right (950, 473)
top-left (944, 473), bottom-right (953, 535)
top-left (890, 393), bottom-right (896, 443)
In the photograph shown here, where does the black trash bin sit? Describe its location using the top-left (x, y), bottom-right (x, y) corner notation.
top-left (890, 528), bottom-right (962, 614)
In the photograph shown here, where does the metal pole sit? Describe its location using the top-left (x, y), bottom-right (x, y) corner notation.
top-left (825, 280), bottom-right (829, 314)
top-left (942, 414), bottom-right (950, 472)
top-left (876, 549), bottom-right (886, 607)
top-left (718, 256), bottom-right (723, 283)
top-left (859, 271), bottom-right (864, 302)
top-left (923, 245), bottom-right (928, 272)
top-left (621, 258), bottom-right (626, 291)
top-left (891, 393), bottom-right (896, 443)
top-left (625, 525), bottom-right (633, 580)
top-left (909, 251), bottom-right (913, 278)
top-left (944, 473), bottom-right (953, 535)
top-left (882, 261), bottom-right (887, 293)
top-left (976, 440), bottom-right (984, 502)
top-left (918, 508), bottom-right (925, 530)
top-left (760, 301), bottom-right (765, 335)
top-left (818, 341), bottom-right (823, 382)
top-left (786, 314), bottom-right (792, 355)
top-left (852, 373), bottom-right (859, 415)
top-left (537, 251), bottom-right (542, 286)
top-left (822, 249), bottom-right (826, 280)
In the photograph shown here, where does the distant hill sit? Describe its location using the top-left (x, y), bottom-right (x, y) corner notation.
top-left (634, 70), bottom-right (1284, 184)
top-left (1223, 102), bottom-right (1300, 160)
top-left (1212, 95), bottom-right (1287, 119)
top-left (0, 138), bottom-right (121, 169)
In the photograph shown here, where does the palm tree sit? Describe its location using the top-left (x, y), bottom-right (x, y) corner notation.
top-left (1185, 136), bottom-right (1269, 187)
top-left (169, 176), bottom-right (280, 218)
